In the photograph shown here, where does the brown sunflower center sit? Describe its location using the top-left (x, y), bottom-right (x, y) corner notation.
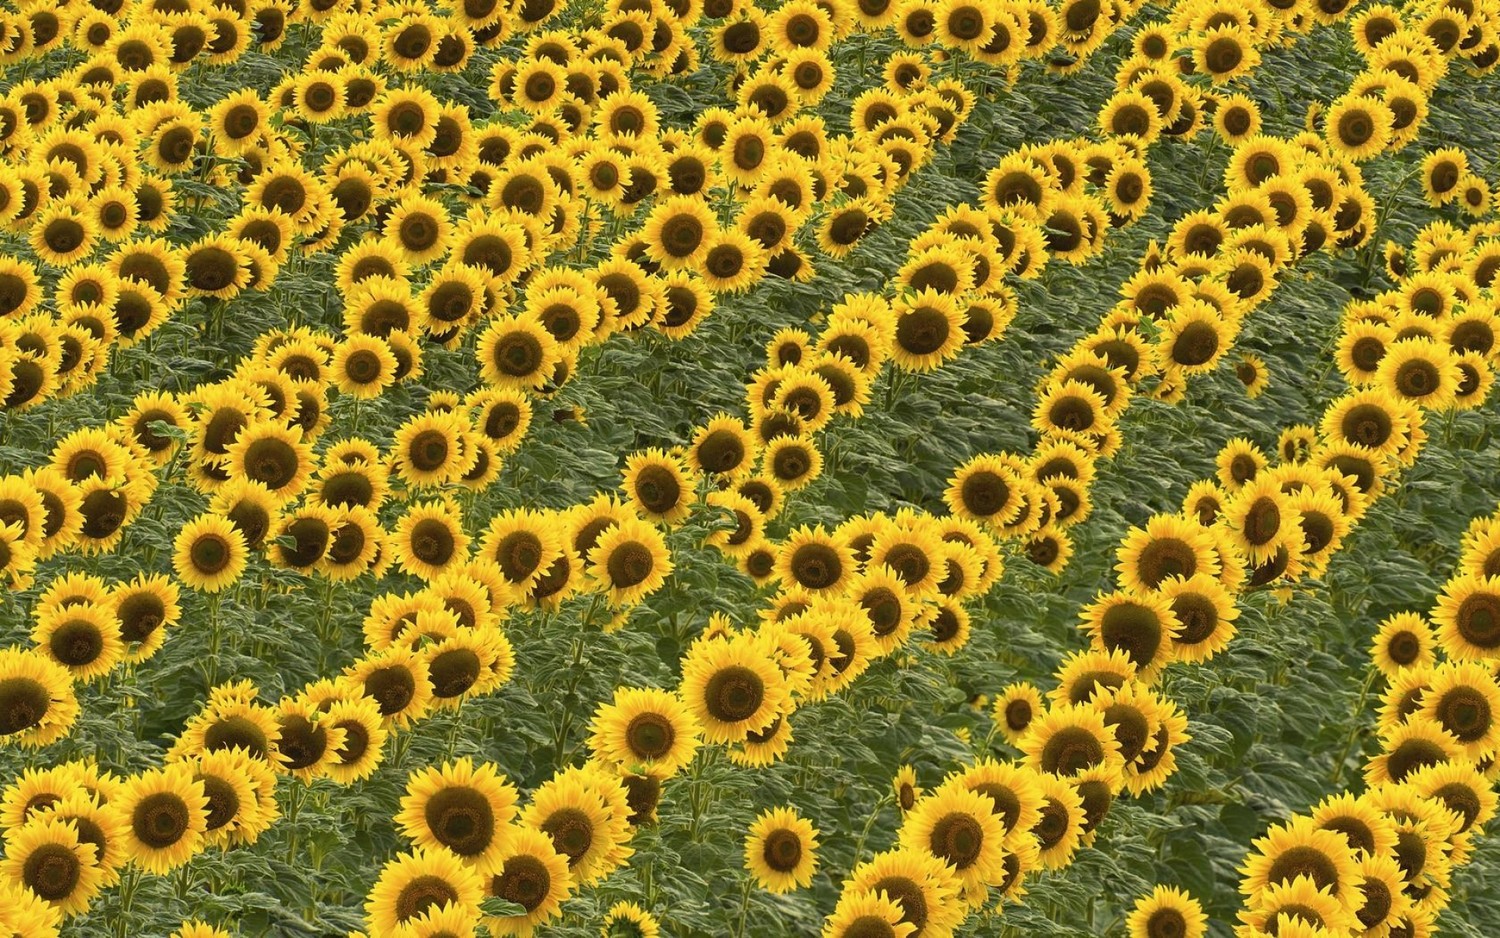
top-left (1434, 686), bottom-right (1492, 742)
top-left (762, 828), bottom-right (803, 872)
top-left (48, 617), bottom-right (103, 667)
top-left (426, 785), bottom-right (494, 856)
top-left (540, 807), bottom-right (594, 863)
top-left (1394, 358), bottom-right (1439, 398)
top-left (1457, 591), bottom-right (1500, 649)
top-left (364, 665), bottom-right (416, 716)
top-left (396, 875), bottom-right (459, 923)
top-left (1171, 593), bottom-right (1219, 645)
top-left (605, 540), bottom-right (655, 589)
top-left (870, 874), bottom-right (927, 931)
top-left (493, 854), bottom-right (550, 911)
top-left (896, 305), bottom-right (951, 356)
top-left (626, 712), bottom-right (676, 759)
top-left (23, 843), bottom-right (80, 900)
top-left (1040, 724), bottom-right (1106, 775)
top-left (703, 665), bottom-right (765, 723)
top-left (791, 542), bottom-right (843, 590)
top-left (132, 792), bottom-right (191, 849)
top-left (929, 811), bottom-right (985, 868)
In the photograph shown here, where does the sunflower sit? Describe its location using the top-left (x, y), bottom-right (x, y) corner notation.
top-left (1372, 705), bottom-right (1467, 784)
top-left (224, 420), bottom-right (312, 502)
top-left (770, 525), bottom-right (850, 596)
top-left (520, 765), bottom-right (632, 886)
top-left (2, 815), bottom-right (105, 917)
top-left (393, 500), bottom-right (470, 582)
top-left (1019, 701), bottom-right (1126, 783)
top-left (1417, 662), bottom-right (1500, 761)
top-left (599, 901), bottom-right (660, 938)
top-left (738, 805), bottom-right (820, 895)
top-left (1115, 514), bottom-right (1220, 593)
top-left (1410, 759), bottom-right (1500, 837)
top-left (186, 747), bottom-right (267, 848)
top-left (329, 335), bottom-right (397, 400)
top-left (171, 514), bottom-right (247, 593)
top-left (943, 454), bottom-right (1022, 525)
top-left (1080, 590), bottom-right (1180, 680)
top-left (1421, 148), bottom-right (1466, 205)
top-left (1033, 377), bottom-right (1110, 440)
top-left (822, 889), bottom-right (916, 938)
top-left (1376, 337), bottom-right (1460, 410)
top-left (322, 695), bottom-right (388, 785)
top-left (473, 508), bottom-right (559, 594)
top-left (1223, 474), bottom-right (1304, 567)
top-left (366, 847), bottom-right (483, 936)
top-left (845, 847), bottom-right (964, 938)
top-left (587, 516), bottom-right (672, 607)
top-left (392, 411), bottom-right (472, 488)
top-left (110, 766), bottom-right (208, 875)
top-left (588, 686), bottom-right (702, 778)
top-left (1126, 885), bottom-right (1206, 938)
top-left (112, 574), bottom-right (181, 663)
top-left (396, 757), bottom-right (518, 868)
top-left (684, 415), bottom-right (752, 479)
top-left (1324, 94), bottom-right (1394, 162)
top-left (31, 603), bottom-right (121, 684)
top-left (476, 313), bottom-right (559, 393)
top-left (343, 646), bottom-right (433, 730)
top-left (480, 825), bottom-right (572, 936)
top-left (28, 788), bottom-right (129, 888)
top-left (681, 631), bottom-right (789, 744)
top-left (1146, 571), bottom-right (1238, 663)
top-left (1239, 816), bottom-right (1364, 912)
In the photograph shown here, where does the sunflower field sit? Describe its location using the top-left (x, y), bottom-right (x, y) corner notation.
top-left (4, 0), bottom-right (1500, 935)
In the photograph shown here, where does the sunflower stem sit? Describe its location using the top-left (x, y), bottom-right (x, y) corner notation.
top-left (205, 593), bottom-right (224, 686)
top-left (851, 790), bottom-right (888, 863)
top-left (115, 866), bottom-right (141, 938)
top-left (733, 877), bottom-right (753, 938)
top-left (1329, 666), bottom-right (1379, 785)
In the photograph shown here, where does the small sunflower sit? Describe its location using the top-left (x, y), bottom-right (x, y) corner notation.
top-left (745, 805), bottom-right (819, 893)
